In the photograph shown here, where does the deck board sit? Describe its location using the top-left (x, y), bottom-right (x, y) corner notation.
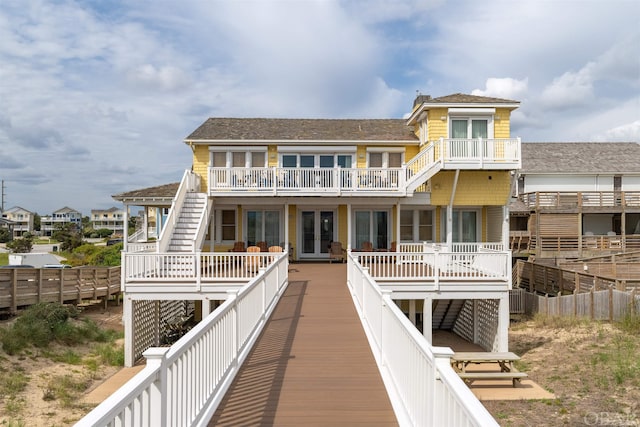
top-left (208, 263), bottom-right (398, 426)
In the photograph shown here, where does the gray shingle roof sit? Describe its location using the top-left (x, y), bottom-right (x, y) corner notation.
top-left (185, 118), bottom-right (417, 142)
top-left (428, 93), bottom-right (519, 104)
top-left (112, 183), bottom-right (180, 201)
top-left (521, 142), bottom-right (640, 174)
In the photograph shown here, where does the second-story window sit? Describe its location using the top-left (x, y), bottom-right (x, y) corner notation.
top-left (367, 151), bottom-right (403, 168)
top-left (450, 118), bottom-right (490, 139)
top-left (210, 149), bottom-right (267, 167)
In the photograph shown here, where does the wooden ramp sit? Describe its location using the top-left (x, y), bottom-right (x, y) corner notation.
top-left (208, 263), bottom-right (398, 426)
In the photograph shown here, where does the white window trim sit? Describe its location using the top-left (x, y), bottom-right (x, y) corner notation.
top-left (400, 209), bottom-right (435, 242)
top-left (214, 207), bottom-right (238, 243)
top-left (278, 146), bottom-right (356, 153)
top-left (448, 116), bottom-right (494, 139)
top-left (366, 150), bottom-right (404, 168)
top-left (242, 208), bottom-right (284, 245)
top-left (279, 153), bottom-right (355, 168)
top-left (209, 149), bottom-right (267, 168)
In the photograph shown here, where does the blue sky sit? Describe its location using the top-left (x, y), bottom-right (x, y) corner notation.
top-left (1, 0), bottom-right (639, 216)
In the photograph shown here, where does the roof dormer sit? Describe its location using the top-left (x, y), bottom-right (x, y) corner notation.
top-left (406, 93), bottom-right (520, 144)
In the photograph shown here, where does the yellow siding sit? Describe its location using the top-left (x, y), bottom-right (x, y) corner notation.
top-left (427, 109), bottom-right (448, 141)
top-left (268, 145), bottom-right (278, 167)
top-left (430, 171), bottom-right (511, 206)
top-left (404, 145), bottom-right (419, 162)
top-left (338, 205), bottom-right (348, 244)
top-left (494, 108), bottom-right (512, 139)
top-left (356, 146), bottom-right (367, 168)
top-left (193, 145), bottom-right (209, 190)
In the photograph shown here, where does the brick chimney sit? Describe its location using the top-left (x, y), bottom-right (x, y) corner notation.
top-left (413, 94), bottom-right (432, 108)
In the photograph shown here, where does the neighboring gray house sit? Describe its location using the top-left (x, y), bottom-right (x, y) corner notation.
top-left (510, 142), bottom-right (640, 260)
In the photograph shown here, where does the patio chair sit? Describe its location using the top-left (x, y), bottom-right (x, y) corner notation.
top-left (269, 245), bottom-right (283, 262)
top-left (361, 241), bottom-right (374, 252)
top-left (246, 246), bottom-right (262, 272)
top-left (229, 241), bottom-right (245, 252)
top-left (257, 241), bottom-right (268, 252)
top-left (607, 231), bottom-right (622, 248)
top-left (329, 241), bottom-right (346, 263)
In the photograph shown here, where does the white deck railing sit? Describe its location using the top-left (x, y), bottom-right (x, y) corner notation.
top-left (347, 253), bottom-right (499, 426)
top-left (123, 252), bottom-right (282, 287)
top-left (354, 244), bottom-right (510, 286)
top-left (209, 167), bottom-right (405, 194)
top-left (76, 253), bottom-right (289, 427)
top-left (208, 138), bottom-right (520, 197)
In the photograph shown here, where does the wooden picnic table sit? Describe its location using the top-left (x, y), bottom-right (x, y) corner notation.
top-left (451, 352), bottom-right (528, 387)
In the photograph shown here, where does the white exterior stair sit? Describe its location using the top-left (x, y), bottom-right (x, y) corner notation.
top-left (168, 192), bottom-right (208, 252)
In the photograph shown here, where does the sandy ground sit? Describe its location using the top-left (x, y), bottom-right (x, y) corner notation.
top-left (2, 301), bottom-right (639, 426)
top-left (0, 302), bottom-right (124, 427)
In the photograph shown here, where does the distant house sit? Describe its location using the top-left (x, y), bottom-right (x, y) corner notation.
top-left (0, 217), bottom-right (16, 239)
top-left (90, 207), bottom-right (125, 236)
top-left (1, 206), bottom-right (34, 239)
top-left (510, 142), bottom-right (640, 260)
top-left (40, 206), bottom-right (83, 237)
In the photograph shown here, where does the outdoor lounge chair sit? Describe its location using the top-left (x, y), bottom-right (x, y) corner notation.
top-left (329, 241), bottom-right (346, 263)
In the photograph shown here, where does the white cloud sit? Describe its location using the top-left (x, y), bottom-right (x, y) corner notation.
top-left (0, 0), bottom-right (639, 214)
top-left (472, 78), bottom-right (529, 101)
top-left (539, 64), bottom-right (596, 110)
top-left (599, 120), bottom-right (640, 142)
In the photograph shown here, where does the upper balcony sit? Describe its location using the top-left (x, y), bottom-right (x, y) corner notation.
top-left (521, 191), bottom-right (640, 210)
top-left (207, 137), bottom-right (521, 197)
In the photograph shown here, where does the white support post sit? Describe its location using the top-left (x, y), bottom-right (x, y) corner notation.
top-left (209, 201), bottom-right (215, 252)
top-left (423, 296), bottom-right (432, 344)
top-left (347, 203), bottom-right (352, 251)
top-left (395, 202), bottom-right (400, 250)
top-left (123, 296), bottom-right (134, 367)
top-left (409, 299), bottom-right (416, 326)
top-left (201, 296), bottom-right (211, 318)
top-left (502, 204), bottom-right (510, 249)
top-left (498, 294), bottom-right (510, 352)
top-left (123, 203), bottom-right (129, 252)
top-left (143, 347), bottom-right (170, 427)
top-left (473, 299), bottom-right (479, 345)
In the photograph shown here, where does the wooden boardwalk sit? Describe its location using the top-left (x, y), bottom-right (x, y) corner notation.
top-left (208, 263), bottom-right (398, 426)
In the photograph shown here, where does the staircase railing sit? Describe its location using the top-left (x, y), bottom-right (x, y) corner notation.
top-left (157, 170), bottom-right (201, 253)
top-left (191, 198), bottom-right (213, 252)
top-left (404, 142), bottom-right (441, 193)
top-left (347, 253), bottom-right (499, 426)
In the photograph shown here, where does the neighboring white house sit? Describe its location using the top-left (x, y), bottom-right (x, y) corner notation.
top-left (90, 207), bottom-right (125, 236)
top-left (1, 206), bottom-right (34, 239)
top-left (40, 206), bottom-right (83, 237)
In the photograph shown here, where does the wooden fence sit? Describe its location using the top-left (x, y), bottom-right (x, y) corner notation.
top-left (514, 260), bottom-right (640, 294)
top-left (510, 287), bottom-right (640, 322)
top-left (0, 266), bottom-right (121, 313)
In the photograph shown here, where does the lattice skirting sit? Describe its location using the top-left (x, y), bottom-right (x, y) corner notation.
top-left (452, 299), bottom-right (500, 352)
top-left (132, 299), bottom-right (193, 363)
